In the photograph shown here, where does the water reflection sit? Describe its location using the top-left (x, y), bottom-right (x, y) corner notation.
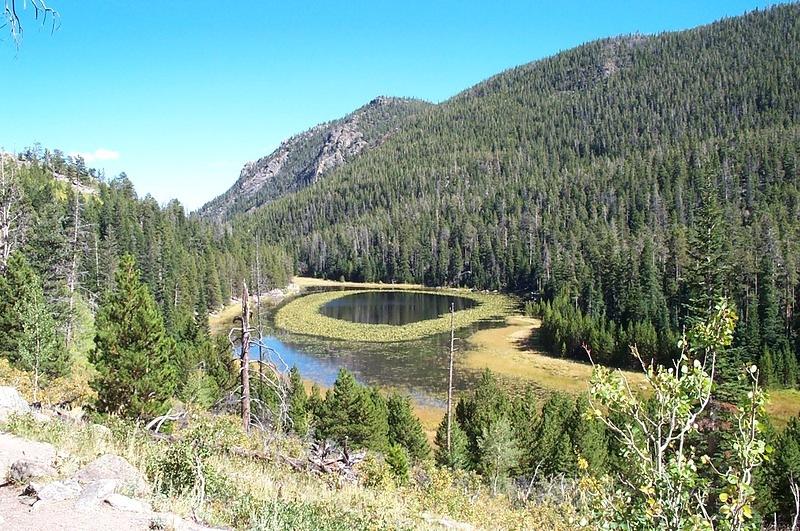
top-left (319, 291), bottom-right (477, 325)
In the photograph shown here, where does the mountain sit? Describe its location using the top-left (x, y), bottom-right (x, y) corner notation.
top-left (218, 5), bottom-right (800, 371)
top-left (197, 96), bottom-right (431, 220)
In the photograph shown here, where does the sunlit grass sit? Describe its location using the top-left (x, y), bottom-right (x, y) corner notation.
top-left (293, 276), bottom-right (424, 290)
top-left (3, 410), bottom-right (577, 530)
top-left (766, 388), bottom-right (800, 429)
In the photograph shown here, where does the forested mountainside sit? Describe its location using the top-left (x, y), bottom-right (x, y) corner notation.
top-left (214, 5), bottom-right (800, 378)
top-left (0, 149), bottom-right (292, 340)
top-left (197, 97), bottom-right (430, 221)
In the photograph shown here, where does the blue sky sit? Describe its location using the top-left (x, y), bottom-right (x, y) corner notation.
top-left (0, 0), bottom-right (784, 210)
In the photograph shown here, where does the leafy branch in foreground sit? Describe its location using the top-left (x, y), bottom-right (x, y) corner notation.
top-left (582, 299), bottom-right (769, 530)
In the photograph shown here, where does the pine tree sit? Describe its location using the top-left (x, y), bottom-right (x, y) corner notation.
top-left (510, 386), bottom-right (540, 475)
top-left (317, 369), bottom-right (389, 450)
top-left (434, 415), bottom-right (469, 470)
top-left (686, 176), bottom-right (729, 321)
top-left (569, 395), bottom-right (607, 474)
top-left (767, 416), bottom-right (800, 519)
top-left (759, 347), bottom-right (777, 388)
top-left (477, 417), bottom-right (521, 495)
top-left (307, 383), bottom-right (324, 426)
top-left (530, 393), bottom-right (576, 476)
top-left (0, 252), bottom-right (37, 361)
top-left (287, 366), bottom-right (308, 436)
top-left (781, 345), bottom-right (799, 388)
top-left (91, 254), bottom-right (178, 419)
top-left (385, 443), bottom-right (410, 485)
top-left (456, 369), bottom-right (512, 468)
top-left (386, 392), bottom-right (430, 461)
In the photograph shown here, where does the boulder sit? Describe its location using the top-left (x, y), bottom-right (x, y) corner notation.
top-left (22, 478), bottom-right (83, 502)
top-left (74, 478), bottom-right (118, 510)
top-left (0, 433), bottom-right (56, 482)
top-left (8, 459), bottom-right (57, 483)
top-left (0, 386), bottom-right (30, 422)
top-left (104, 493), bottom-right (152, 513)
top-left (73, 454), bottom-right (148, 495)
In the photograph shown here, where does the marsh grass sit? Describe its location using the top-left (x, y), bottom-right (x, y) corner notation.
top-left (275, 289), bottom-right (514, 342)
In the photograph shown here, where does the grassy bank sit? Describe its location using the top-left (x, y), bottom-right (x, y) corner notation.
top-left (275, 289), bottom-right (514, 343)
top-left (3, 411), bottom-right (576, 530)
top-left (461, 316), bottom-right (648, 394)
top-left (293, 276), bottom-right (423, 290)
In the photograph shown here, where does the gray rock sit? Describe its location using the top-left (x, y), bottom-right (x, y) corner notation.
top-left (9, 459), bottom-right (57, 483)
top-left (23, 478), bottom-right (83, 502)
top-left (74, 454), bottom-right (148, 495)
top-left (74, 478), bottom-right (118, 510)
top-left (90, 423), bottom-right (113, 439)
top-left (0, 386), bottom-right (30, 422)
top-left (0, 433), bottom-right (56, 483)
top-left (104, 493), bottom-right (152, 513)
top-left (31, 410), bottom-right (53, 423)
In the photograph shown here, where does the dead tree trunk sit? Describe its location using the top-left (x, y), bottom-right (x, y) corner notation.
top-left (255, 237), bottom-right (264, 406)
top-left (240, 282), bottom-right (251, 433)
top-left (446, 302), bottom-right (455, 452)
top-left (0, 157), bottom-right (24, 273)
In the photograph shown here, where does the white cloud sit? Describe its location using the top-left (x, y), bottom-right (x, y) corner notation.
top-left (68, 148), bottom-right (120, 163)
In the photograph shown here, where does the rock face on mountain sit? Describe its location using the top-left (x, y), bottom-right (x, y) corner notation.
top-left (197, 96), bottom-right (430, 220)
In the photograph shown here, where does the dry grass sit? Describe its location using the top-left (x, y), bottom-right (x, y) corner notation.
top-left (208, 299), bottom-right (244, 336)
top-left (461, 315), bottom-right (648, 395)
top-left (3, 411), bottom-right (578, 530)
top-left (766, 388), bottom-right (800, 429)
top-left (293, 276), bottom-right (423, 290)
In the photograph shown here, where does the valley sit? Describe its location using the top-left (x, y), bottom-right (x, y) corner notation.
top-left (3, 3), bottom-right (800, 529)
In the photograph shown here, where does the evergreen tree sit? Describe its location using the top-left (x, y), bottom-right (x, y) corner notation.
top-left (287, 366), bottom-right (308, 436)
top-left (0, 252), bottom-right (37, 361)
top-left (91, 254), bottom-right (178, 419)
top-left (307, 383), bottom-right (324, 426)
top-left (385, 443), bottom-right (410, 485)
top-left (569, 395), bottom-right (607, 474)
top-left (433, 415), bottom-right (470, 470)
top-left (767, 416), bottom-right (800, 520)
top-left (456, 369), bottom-right (511, 468)
top-left (529, 393), bottom-right (576, 476)
top-left (759, 347), bottom-right (776, 388)
top-left (386, 392), bottom-right (430, 461)
top-left (477, 417), bottom-right (521, 495)
top-left (316, 369), bottom-right (389, 451)
top-left (510, 386), bottom-right (540, 475)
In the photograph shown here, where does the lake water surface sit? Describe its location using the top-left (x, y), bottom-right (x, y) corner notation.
top-left (320, 291), bottom-right (477, 325)
top-left (245, 289), bottom-right (505, 406)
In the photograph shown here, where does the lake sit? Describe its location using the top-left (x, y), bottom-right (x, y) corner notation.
top-left (244, 289), bottom-right (504, 406)
top-left (319, 290), bottom-right (478, 325)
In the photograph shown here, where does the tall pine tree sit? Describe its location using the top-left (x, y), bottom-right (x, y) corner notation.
top-left (91, 254), bottom-right (178, 419)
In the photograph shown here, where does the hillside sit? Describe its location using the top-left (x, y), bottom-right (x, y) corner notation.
top-left (216, 5), bottom-right (800, 375)
top-left (197, 97), bottom-right (431, 221)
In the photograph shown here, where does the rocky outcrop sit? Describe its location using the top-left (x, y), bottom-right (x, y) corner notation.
top-left (197, 96), bottom-right (430, 221)
top-left (9, 460), bottom-right (57, 483)
top-left (0, 432), bottom-right (56, 484)
top-left (73, 454), bottom-right (149, 496)
top-left (0, 386), bottom-right (30, 422)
